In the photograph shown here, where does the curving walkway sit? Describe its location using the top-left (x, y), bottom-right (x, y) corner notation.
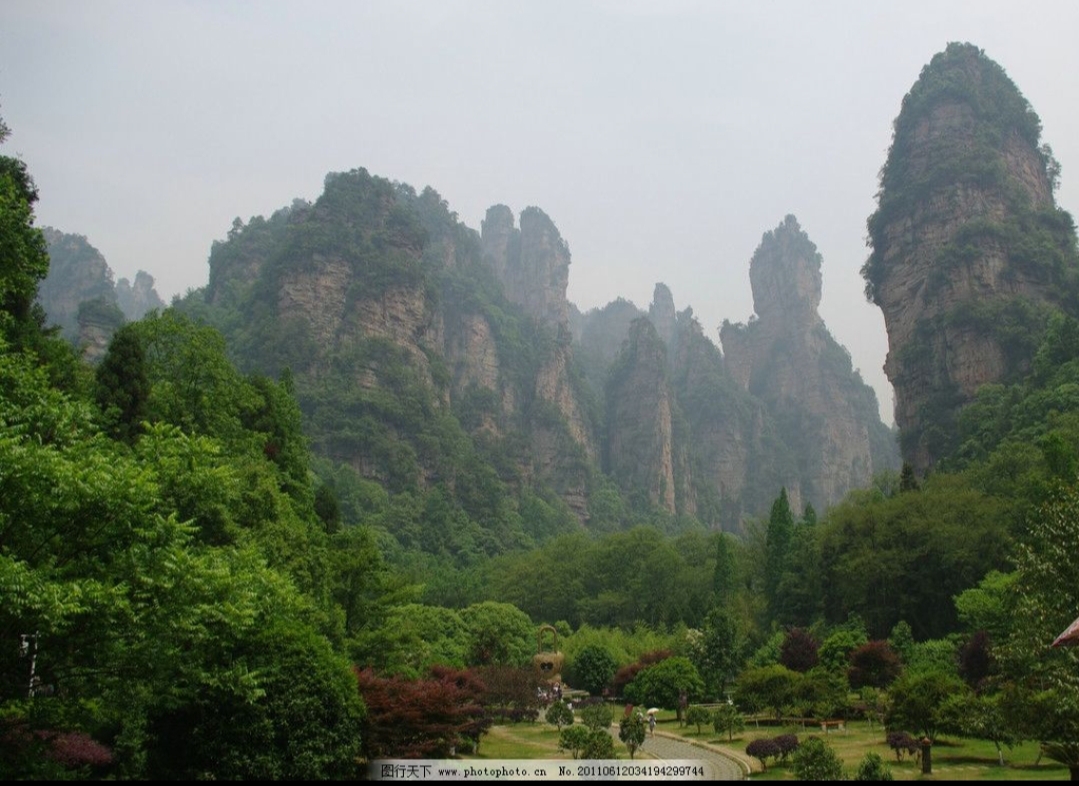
top-left (609, 727), bottom-right (758, 780)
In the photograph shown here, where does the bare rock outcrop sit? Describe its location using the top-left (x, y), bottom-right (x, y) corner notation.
top-left (722, 215), bottom-right (896, 512)
top-left (864, 43), bottom-right (1077, 472)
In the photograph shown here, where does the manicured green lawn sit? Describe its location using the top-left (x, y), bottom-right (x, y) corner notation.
top-left (464, 712), bottom-right (1070, 780)
top-left (665, 715), bottom-right (1069, 780)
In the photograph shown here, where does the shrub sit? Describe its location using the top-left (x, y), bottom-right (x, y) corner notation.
top-left (579, 702), bottom-right (614, 732)
top-left (545, 700), bottom-right (574, 729)
top-left (581, 728), bottom-right (615, 759)
top-left (854, 751), bottom-right (894, 781)
top-left (792, 736), bottom-right (844, 780)
top-left (774, 733), bottom-right (800, 763)
top-left (886, 731), bottom-right (920, 762)
top-left (557, 725), bottom-right (592, 759)
top-left (746, 737), bottom-right (781, 770)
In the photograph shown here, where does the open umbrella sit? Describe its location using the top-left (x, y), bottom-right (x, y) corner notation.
top-left (1052, 614), bottom-right (1079, 647)
top-left (646, 708), bottom-right (659, 715)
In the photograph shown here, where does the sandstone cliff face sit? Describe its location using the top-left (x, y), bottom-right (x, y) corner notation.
top-left (115, 271), bottom-right (165, 320)
top-left (202, 174), bottom-right (600, 520)
top-left (38, 228), bottom-right (117, 340)
top-left (38, 227), bottom-right (164, 348)
top-left (721, 215), bottom-right (896, 513)
top-left (606, 318), bottom-right (679, 513)
top-left (670, 316), bottom-right (794, 527)
top-left (479, 204), bottom-right (597, 470)
top-left (865, 43), bottom-right (1074, 472)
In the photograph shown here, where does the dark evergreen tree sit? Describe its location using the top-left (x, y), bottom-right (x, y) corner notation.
top-left (95, 323), bottom-right (149, 444)
top-left (765, 488), bottom-right (795, 613)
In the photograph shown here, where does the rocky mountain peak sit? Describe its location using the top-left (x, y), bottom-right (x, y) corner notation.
top-left (649, 282), bottom-right (677, 345)
top-left (116, 270), bottom-right (166, 320)
top-left (722, 215), bottom-right (899, 511)
top-left (749, 214), bottom-right (822, 321)
top-left (864, 42), bottom-right (1076, 472)
top-left (481, 204), bottom-right (571, 329)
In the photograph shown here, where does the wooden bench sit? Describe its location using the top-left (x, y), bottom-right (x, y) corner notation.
top-left (819, 720), bottom-right (846, 733)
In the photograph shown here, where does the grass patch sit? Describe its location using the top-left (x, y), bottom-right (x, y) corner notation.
top-left (470, 722), bottom-right (572, 760)
top-left (657, 718), bottom-right (1068, 781)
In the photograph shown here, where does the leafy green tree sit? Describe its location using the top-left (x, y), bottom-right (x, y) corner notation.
top-left (712, 532), bottom-right (738, 601)
top-left (712, 703), bottom-right (745, 741)
top-left (685, 705), bottom-right (711, 735)
top-left (774, 521), bottom-right (824, 626)
top-left (358, 603), bottom-right (469, 678)
top-left (459, 601), bottom-right (535, 667)
top-left (736, 664), bottom-right (800, 720)
top-left (558, 725), bottom-right (592, 759)
top-left (579, 701), bottom-right (614, 732)
top-left (690, 606), bottom-right (742, 697)
top-left (997, 482), bottom-right (1079, 778)
top-left (792, 736), bottom-right (844, 780)
top-left (820, 474), bottom-right (1011, 639)
top-left (619, 712), bottom-right (647, 759)
top-left (887, 621), bottom-right (915, 665)
top-left (545, 700), bottom-right (574, 730)
top-left (794, 667), bottom-right (851, 720)
top-left (623, 657), bottom-right (704, 722)
top-left (818, 624), bottom-right (869, 674)
top-left (568, 644), bottom-right (617, 697)
top-left (941, 691), bottom-right (1018, 766)
top-left (0, 118), bottom-right (49, 344)
top-left (885, 670), bottom-right (967, 741)
top-left (953, 570), bottom-right (1017, 641)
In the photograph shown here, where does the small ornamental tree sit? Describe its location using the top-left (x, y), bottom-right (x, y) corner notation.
top-left (957, 630), bottom-right (994, 690)
top-left (773, 733), bottom-right (800, 764)
top-left (885, 670), bottom-right (966, 741)
top-left (357, 666), bottom-right (487, 760)
top-left (619, 713), bottom-right (647, 760)
top-left (792, 736), bottom-right (844, 780)
top-left (685, 705), bottom-right (711, 735)
top-left (848, 640), bottom-right (902, 689)
top-left (582, 728), bottom-right (616, 759)
top-left (712, 704), bottom-right (745, 742)
top-left (558, 725), bottom-right (591, 759)
top-left (885, 731), bottom-right (920, 762)
top-left (545, 700), bottom-right (574, 730)
top-left (746, 737), bottom-right (781, 770)
top-left (780, 628), bottom-right (820, 673)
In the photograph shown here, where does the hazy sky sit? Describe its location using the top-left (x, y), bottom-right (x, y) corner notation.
top-left (5, 1), bottom-right (1079, 425)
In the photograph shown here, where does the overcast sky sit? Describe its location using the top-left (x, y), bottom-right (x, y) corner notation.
top-left (5, 1), bottom-right (1079, 425)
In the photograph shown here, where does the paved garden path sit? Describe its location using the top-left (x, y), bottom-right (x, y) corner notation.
top-left (609, 727), bottom-right (758, 780)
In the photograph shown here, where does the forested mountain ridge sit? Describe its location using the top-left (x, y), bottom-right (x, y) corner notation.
top-left (11, 41), bottom-right (1079, 777)
top-left (864, 42), bottom-right (1079, 474)
top-left (169, 167), bottom-right (899, 540)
